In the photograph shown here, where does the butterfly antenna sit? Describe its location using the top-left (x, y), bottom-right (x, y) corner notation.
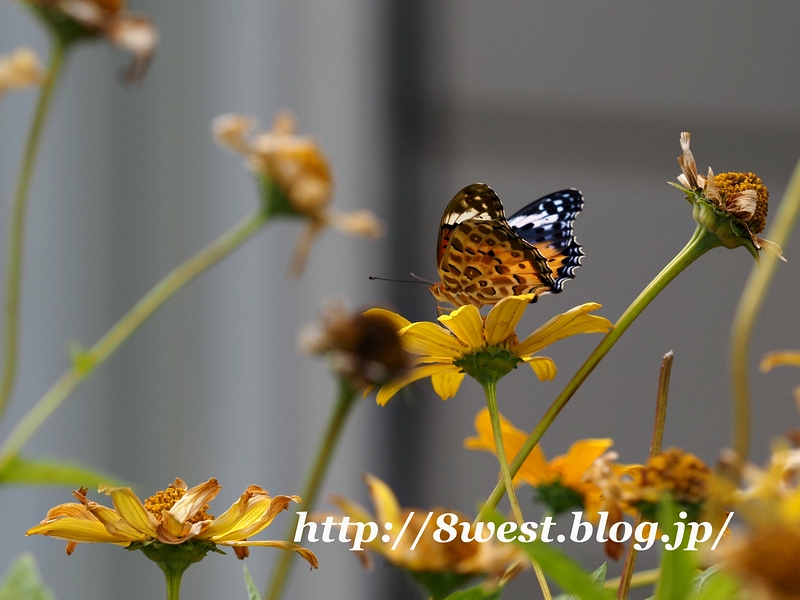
top-left (368, 275), bottom-right (432, 285)
top-left (409, 273), bottom-right (436, 285)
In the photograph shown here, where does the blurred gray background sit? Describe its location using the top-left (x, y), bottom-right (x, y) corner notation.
top-left (1, 1), bottom-right (800, 599)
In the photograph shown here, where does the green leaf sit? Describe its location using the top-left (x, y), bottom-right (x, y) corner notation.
top-left (0, 455), bottom-right (124, 488)
top-left (0, 554), bottom-right (54, 600)
top-left (485, 512), bottom-right (612, 600)
top-left (554, 563), bottom-right (608, 600)
top-left (654, 498), bottom-right (698, 600)
top-left (443, 583), bottom-right (503, 600)
top-left (242, 566), bottom-right (262, 600)
top-left (691, 569), bottom-right (740, 600)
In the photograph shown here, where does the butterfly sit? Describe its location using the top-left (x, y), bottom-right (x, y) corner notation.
top-left (429, 183), bottom-right (585, 308)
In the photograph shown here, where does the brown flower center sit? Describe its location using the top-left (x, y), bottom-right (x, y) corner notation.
top-left (635, 447), bottom-right (710, 504)
top-left (143, 487), bottom-right (214, 523)
top-left (715, 172), bottom-right (769, 234)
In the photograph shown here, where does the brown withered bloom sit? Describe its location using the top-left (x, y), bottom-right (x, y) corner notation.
top-left (213, 112), bottom-right (384, 275)
top-left (727, 527), bottom-right (800, 600)
top-left (298, 297), bottom-right (409, 391)
top-left (672, 132), bottom-right (783, 261)
top-left (0, 47), bottom-right (43, 98)
top-left (22, 0), bottom-right (156, 81)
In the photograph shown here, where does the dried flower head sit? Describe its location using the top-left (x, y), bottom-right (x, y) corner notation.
top-left (625, 447), bottom-right (711, 520)
top-left (22, 0), bottom-right (157, 81)
top-left (213, 112), bottom-right (384, 275)
top-left (726, 526), bottom-right (800, 600)
top-left (672, 132), bottom-right (783, 261)
top-left (298, 298), bottom-right (409, 390)
top-left (0, 47), bottom-right (43, 98)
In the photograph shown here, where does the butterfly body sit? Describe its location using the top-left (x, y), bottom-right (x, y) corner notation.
top-left (430, 183), bottom-right (584, 308)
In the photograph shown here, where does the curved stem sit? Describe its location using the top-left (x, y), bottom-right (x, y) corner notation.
top-left (0, 209), bottom-right (269, 472)
top-left (730, 157), bottom-right (800, 461)
top-left (266, 378), bottom-right (358, 600)
top-left (0, 39), bottom-right (68, 422)
top-left (478, 224), bottom-right (721, 519)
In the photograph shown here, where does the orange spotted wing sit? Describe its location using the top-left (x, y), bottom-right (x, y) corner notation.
top-left (429, 183), bottom-right (584, 307)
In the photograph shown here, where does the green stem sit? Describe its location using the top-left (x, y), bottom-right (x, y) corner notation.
top-left (478, 224), bottom-right (721, 520)
top-left (0, 39), bottom-right (68, 422)
top-left (617, 351), bottom-right (673, 600)
top-left (157, 561), bottom-right (188, 600)
top-left (0, 209), bottom-right (269, 472)
top-left (730, 157), bottom-right (800, 461)
top-left (265, 378), bottom-right (359, 600)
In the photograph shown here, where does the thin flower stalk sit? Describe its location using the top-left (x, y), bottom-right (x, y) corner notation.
top-left (0, 209), bottom-right (270, 474)
top-left (266, 379), bottom-right (358, 600)
top-left (730, 157), bottom-right (800, 461)
top-left (0, 38), bottom-right (68, 422)
top-left (478, 222), bottom-right (723, 520)
top-left (617, 351), bottom-right (672, 600)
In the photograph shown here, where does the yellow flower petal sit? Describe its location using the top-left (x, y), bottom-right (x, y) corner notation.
top-left (524, 356), bottom-right (557, 381)
top-left (376, 364), bottom-right (452, 406)
top-left (515, 303), bottom-right (612, 357)
top-left (430, 368), bottom-right (466, 400)
top-left (438, 305), bottom-right (484, 350)
top-left (99, 485), bottom-right (159, 538)
top-left (400, 322), bottom-right (468, 358)
top-left (557, 438), bottom-right (614, 488)
top-left (363, 308), bottom-right (412, 331)
top-left (760, 351), bottom-right (800, 372)
top-left (26, 518), bottom-right (132, 545)
top-left (211, 494), bottom-right (298, 542)
top-left (203, 485), bottom-right (266, 539)
top-left (220, 540), bottom-right (319, 568)
top-left (169, 478), bottom-right (221, 523)
top-left (484, 295), bottom-right (534, 346)
top-left (365, 474), bottom-right (402, 525)
top-left (85, 503), bottom-right (147, 542)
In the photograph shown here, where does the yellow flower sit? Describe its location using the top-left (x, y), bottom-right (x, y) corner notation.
top-left (367, 296), bottom-right (612, 405)
top-left (23, 0), bottom-right (157, 81)
top-left (0, 47), bottom-right (43, 98)
top-left (213, 112), bottom-right (384, 275)
top-left (27, 478), bottom-right (318, 567)
top-left (297, 297), bottom-right (410, 390)
top-left (464, 408), bottom-right (613, 517)
top-left (761, 350), bottom-right (800, 405)
top-left (330, 473), bottom-right (524, 595)
top-left (672, 132), bottom-right (783, 261)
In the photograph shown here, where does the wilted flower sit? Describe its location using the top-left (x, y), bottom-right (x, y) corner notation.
top-left (298, 297), bottom-right (409, 390)
top-left (671, 132), bottom-right (783, 261)
top-left (22, 0), bottom-right (157, 81)
top-left (213, 112), bottom-right (383, 274)
top-left (27, 478), bottom-right (317, 565)
top-left (0, 47), bottom-right (43, 98)
top-left (625, 447), bottom-right (711, 521)
top-left (367, 296), bottom-right (611, 405)
top-left (329, 474), bottom-right (524, 597)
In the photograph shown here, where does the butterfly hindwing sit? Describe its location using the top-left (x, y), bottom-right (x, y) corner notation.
top-left (432, 183), bottom-right (585, 307)
top-left (507, 189), bottom-right (585, 291)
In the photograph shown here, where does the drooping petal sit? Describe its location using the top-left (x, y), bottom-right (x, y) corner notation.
top-left (755, 237), bottom-right (786, 261)
top-left (438, 305), bottom-right (484, 350)
top-left (555, 439), bottom-right (614, 488)
top-left (26, 517), bottom-right (132, 545)
top-left (400, 322), bottom-right (468, 358)
top-left (514, 303), bottom-right (611, 357)
top-left (169, 478), bottom-right (221, 523)
top-left (85, 502), bottom-right (147, 542)
top-left (210, 494), bottom-right (299, 542)
top-left (484, 295), bottom-right (534, 346)
top-left (220, 540), bottom-right (319, 568)
top-left (202, 485), bottom-right (267, 539)
top-left (365, 474), bottom-right (402, 526)
top-left (99, 485), bottom-right (159, 538)
top-left (760, 351), bottom-right (800, 372)
top-left (363, 308), bottom-right (412, 330)
top-left (524, 356), bottom-right (557, 381)
top-left (376, 364), bottom-right (452, 406)
top-left (430, 368), bottom-right (466, 400)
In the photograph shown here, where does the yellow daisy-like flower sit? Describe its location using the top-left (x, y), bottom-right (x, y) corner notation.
top-left (464, 408), bottom-right (613, 518)
top-left (672, 132), bottom-right (783, 261)
top-left (329, 474), bottom-right (524, 597)
top-left (213, 112), bottom-right (383, 275)
top-left (22, 0), bottom-right (157, 81)
top-left (27, 478), bottom-right (318, 567)
top-left (367, 295), bottom-right (612, 406)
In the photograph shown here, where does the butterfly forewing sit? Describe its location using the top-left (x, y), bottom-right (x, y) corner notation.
top-left (432, 183), bottom-right (586, 307)
top-left (507, 189), bottom-right (585, 291)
